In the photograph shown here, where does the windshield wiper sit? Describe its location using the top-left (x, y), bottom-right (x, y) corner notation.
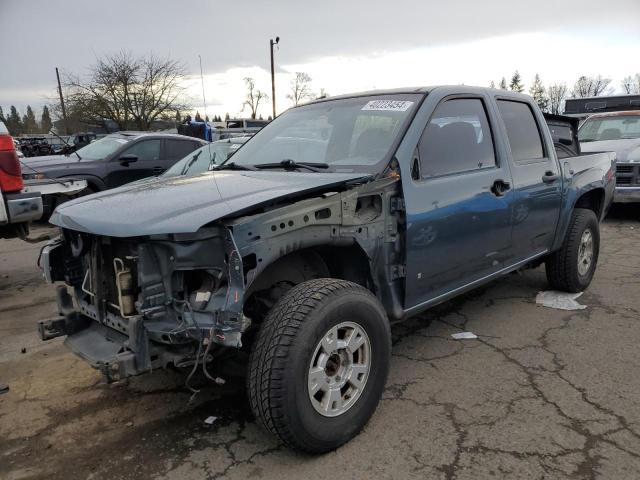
top-left (254, 159), bottom-right (330, 172)
top-left (180, 151), bottom-right (202, 175)
top-left (214, 161), bottom-right (257, 171)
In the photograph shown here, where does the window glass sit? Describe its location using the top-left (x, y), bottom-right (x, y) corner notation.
top-left (123, 139), bottom-right (161, 161)
top-left (497, 100), bottom-right (544, 161)
top-left (164, 143), bottom-right (233, 176)
top-left (165, 139), bottom-right (198, 160)
top-left (418, 98), bottom-right (496, 178)
top-left (578, 115), bottom-right (640, 142)
top-left (226, 94), bottom-right (420, 173)
top-left (75, 135), bottom-right (130, 160)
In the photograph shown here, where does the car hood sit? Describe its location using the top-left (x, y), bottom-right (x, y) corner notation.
top-left (580, 138), bottom-right (640, 163)
top-left (50, 170), bottom-right (368, 237)
top-left (21, 154), bottom-right (87, 170)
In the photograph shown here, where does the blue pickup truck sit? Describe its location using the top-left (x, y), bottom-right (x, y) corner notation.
top-left (39, 86), bottom-right (615, 453)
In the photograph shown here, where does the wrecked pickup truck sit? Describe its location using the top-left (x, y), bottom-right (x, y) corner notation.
top-left (38, 86), bottom-right (615, 453)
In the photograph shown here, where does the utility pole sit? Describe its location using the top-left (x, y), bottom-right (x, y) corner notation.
top-left (55, 67), bottom-right (68, 134)
top-left (269, 36), bottom-right (280, 119)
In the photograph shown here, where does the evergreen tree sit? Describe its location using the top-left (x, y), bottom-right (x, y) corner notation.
top-left (267, 115), bottom-right (273, 121)
top-left (509, 70), bottom-right (524, 92)
top-left (0, 106), bottom-right (5, 123)
top-left (6, 106), bottom-right (22, 135)
top-left (40, 105), bottom-right (52, 133)
top-left (175, 110), bottom-right (181, 123)
top-left (499, 77), bottom-right (508, 90)
top-left (529, 74), bottom-right (548, 112)
top-left (205, 115), bottom-right (210, 122)
top-left (224, 112), bottom-right (230, 120)
top-left (489, 80), bottom-right (496, 89)
top-left (23, 105), bottom-right (37, 134)
top-left (195, 111), bottom-right (203, 122)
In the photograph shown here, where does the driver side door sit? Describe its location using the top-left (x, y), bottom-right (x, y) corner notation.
top-left (105, 139), bottom-right (162, 188)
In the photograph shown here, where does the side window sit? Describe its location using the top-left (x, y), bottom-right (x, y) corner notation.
top-left (165, 139), bottom-right (198, 160)
top-left (418, 98), bottom-right (496, 178)
top-left (124, 139), bottom-right (161, 161)
top-left (497, 100), bottom-right (544, 161)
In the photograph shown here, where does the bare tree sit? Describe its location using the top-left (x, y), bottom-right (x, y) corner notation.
top-left (62, 51), bottom-right (188, 130)
top-left (242, 77), bottom-right (268, 119)
top-left (547, 83), bottom-right (569, 115)
top-left (286, 72), bottom-right (315, 106)
top-left (571, 75), bottom-right (612, 98)
top-left (621, 74), bottom-right (640, 94)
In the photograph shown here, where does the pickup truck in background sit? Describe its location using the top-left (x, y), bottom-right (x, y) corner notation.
top-left (0, 121), bottom-right (86, 240)
top-left (38, 86), bottom-right (615, 453)
top-left (579, 110), bottom-right (640, 203)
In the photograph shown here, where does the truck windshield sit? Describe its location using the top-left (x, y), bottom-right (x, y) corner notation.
top-left (75, 136), bottom-right (130, 160)
top-left (225, 94), bottom-right (422, 173)
top-left (579, 115), bottom-right (640, 142)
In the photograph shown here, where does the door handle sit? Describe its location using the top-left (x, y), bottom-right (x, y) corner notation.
top-left (491, 179), bottom-right (511, 197)
top-left (542, 171), bottom-right (559, 183)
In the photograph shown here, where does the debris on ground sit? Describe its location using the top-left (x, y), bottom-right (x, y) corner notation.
top-left (536, 290), bottom-right (587, 311)
top-left (0, 384), bottom-right (10, 395)
top-left (451, 332), bottom-right (478, 340)
top-left (204, 416), bottom-right (218, 425)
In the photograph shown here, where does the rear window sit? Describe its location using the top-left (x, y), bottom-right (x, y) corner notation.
top-left (497, 100), bottom-right (544, 161)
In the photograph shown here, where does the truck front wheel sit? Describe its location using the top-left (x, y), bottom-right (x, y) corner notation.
top-left (545, 208), bottom-right (600, 293)
top-left (247, 278), bottom-right (391, 453)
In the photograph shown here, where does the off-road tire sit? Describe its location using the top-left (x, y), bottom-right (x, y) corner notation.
top-left (546, 208), bottom-right (599, 293)
top-left (247, 278), bottom-right (391, 453)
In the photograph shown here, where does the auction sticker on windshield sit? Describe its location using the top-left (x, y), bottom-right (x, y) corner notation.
top-left (361, 100), bottom-right (414, 111)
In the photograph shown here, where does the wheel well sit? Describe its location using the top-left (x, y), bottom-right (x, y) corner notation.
top-left (574, 188), bottom-right (604, 220)
top-left (243, 245), bottom-right (374, 322)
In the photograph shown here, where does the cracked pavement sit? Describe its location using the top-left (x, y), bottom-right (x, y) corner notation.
top-left (1, 207), bottom-right (639, 479)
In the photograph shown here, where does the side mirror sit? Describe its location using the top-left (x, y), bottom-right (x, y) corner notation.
top-left (119, 154), bottom-right (138, 166)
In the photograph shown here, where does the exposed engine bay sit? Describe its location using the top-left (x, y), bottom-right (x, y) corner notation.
top-left (38, 176), bottom-right (405, 383)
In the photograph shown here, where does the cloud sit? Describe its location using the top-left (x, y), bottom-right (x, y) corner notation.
top-left (0, 0), bottom-right (638, 113)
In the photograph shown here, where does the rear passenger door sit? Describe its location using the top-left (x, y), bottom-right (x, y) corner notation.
top-left (404, 94), bottom-right (515, 308)
top-left (495, 100), bottom-right (562, 260)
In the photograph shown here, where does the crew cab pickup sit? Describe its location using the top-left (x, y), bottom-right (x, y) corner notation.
top-left (38, 86), bottom-right (615, 453)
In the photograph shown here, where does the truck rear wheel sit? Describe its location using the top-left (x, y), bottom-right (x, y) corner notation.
top-left (545, 208), bottom-right (600, 293)
top-left (247, 278), bottom-right (391, 453)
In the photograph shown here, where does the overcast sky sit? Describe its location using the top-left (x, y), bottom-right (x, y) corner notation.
top-left (1, 0), bottom-right (639, 119)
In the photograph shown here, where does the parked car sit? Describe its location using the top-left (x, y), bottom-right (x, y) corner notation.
top-left (0, 122), bottom-right (85, 239)
top-left (56, 132), bottom-right (98, 155)
top-left (38, 86), bottom-right (615, 453)
top-left (579, 110), bottom-right (640, 203)
top-left (21, 132), bottom-right (206, 213)
top-left (19, 137), bottom-right (54, 157)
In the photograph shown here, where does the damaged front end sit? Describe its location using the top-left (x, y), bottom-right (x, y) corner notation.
top-left (38, 225), bottom-right (249, 381)
top-left (38, 174), bottom-right (406, 383)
